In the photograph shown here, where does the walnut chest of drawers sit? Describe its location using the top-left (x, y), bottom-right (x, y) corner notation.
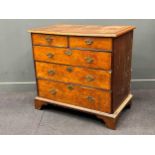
top-left (29, 24), bottom-right (135, 129)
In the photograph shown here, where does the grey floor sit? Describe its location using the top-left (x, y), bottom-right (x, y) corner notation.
top-left (0, 89), bottom-right (155, 135)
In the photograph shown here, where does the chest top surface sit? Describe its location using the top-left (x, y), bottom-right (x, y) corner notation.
top-left (29, 24), bottom-right (135, 37)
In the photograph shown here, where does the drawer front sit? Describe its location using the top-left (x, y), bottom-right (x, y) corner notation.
top-left (36, 62), bottom-right (111, 90)
top-left (33, 46), bottom-right (111, 70)
top-left (38, 79), bottom-right (111, 113)
top-left (32, 34), bottom-right (68, 47)
top-left (69, 36), bottom-right (112, 51)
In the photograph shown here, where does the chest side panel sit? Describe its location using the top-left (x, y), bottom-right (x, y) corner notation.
top-left (112, 31), bottom-right (133, 112)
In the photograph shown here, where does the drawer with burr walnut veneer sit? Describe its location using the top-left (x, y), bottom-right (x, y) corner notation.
top-left (35, 62), bottom-right (111, 90)
top-left (33, 46), bottom-right (112, 70)
top-left (29, 24), bottom-right (135, 129)
top-left (38, 79), bottom-right (111, 113)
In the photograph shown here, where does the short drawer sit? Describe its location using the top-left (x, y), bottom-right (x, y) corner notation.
top-left (35, 62), bottom-right (111, 90)
top-left (38, 79), bottom-right (111, 113)
top-left (69, 36), bottom-right (112, 51)
top-left (33, 46), bottom-right (112, 70)
top-left (32, 34), bottom-right (68, 47)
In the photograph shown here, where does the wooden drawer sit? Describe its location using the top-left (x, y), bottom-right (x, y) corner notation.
top-left (32, 34), bottom-right (68, 47)
top-left (33, 46), bottom-right (112, 70)
top-left (35, 62), bottom-right (111, 90)
top-left (69, 36), bottom-right (112, 51)
top-left (38, 79), bottom-right (111, 113)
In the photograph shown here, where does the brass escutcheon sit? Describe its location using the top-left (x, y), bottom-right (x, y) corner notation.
top-left (45, 35), bottom-right (53, 44)
top-left (85, 56), bottom-right (94, 63)
top-left (67, 84), bottom-right (74, 90)
top-left (46, 53), bottom-right (54, 58)
top-left (64, 50), bottom-right (72, 56)
top-left (85, 39), bottom-right (93, 45)
top-left (87, 96), bottom-right (95, 103)
top-left (48, 70), bottom-right (55, 75)
top-left (85, 75), bottom-right (95, 82)
top-left (50, 89), bottom-right (57, 95)
top-left (66, 66), bottom-right (73, 72)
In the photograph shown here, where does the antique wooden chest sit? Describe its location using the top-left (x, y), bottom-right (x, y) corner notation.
top-left (29, 24), bottom-right (135, 129)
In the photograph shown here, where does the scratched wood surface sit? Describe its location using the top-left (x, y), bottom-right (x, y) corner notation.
top-left (29, 24), bottom-right (135, 37)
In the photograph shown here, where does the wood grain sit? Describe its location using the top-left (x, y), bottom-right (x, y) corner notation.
top-left (35, 61), bottom-right (111, 90)
top-left (69, 36), bottom-right (112, 51)
top-left (29, 24), bottom-right (135, 37)
top-left (112, 31), bottom-right (133, 112)
top-left (38, 79), bottom-right (111, 113)
top-left (32, 34), bottom-right (68, 47)
top-left (33, 46), bottom-right (112, 70)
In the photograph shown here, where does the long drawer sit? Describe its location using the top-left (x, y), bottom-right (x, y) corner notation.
top-left (35, 62), bottom-right (111, 90)
top-left (33, 46), bottom-right (112, 70)
top-left (38, 79), bottom-right (111, 113)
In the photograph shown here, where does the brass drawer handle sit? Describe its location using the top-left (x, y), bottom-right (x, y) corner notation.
top-left (46, 53), bottom-right (54, 58)
top-left (85, 56), bottom-right (94, 63)
top-left (87, 96), bottom-right (95, 103)
top-left (64, 50), bottom-right (72, 56)
top-left (67, 84), bottom-right (74, 90)
top-left (85, 39), bottom-right (93, 45)
top-left (66, 66), bottom-right (73, 72)
top-left (49, 89), bottom-right (57, 95)
top-left (48, 70), bottom-right (55, 75)
top-left (85, 75), bottom-right (95, 82)
top-left (45, 35), bottom-right (53, 44)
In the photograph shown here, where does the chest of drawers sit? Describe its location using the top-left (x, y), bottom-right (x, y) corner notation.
top-left (29, 25), bottom-right (135, 129)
